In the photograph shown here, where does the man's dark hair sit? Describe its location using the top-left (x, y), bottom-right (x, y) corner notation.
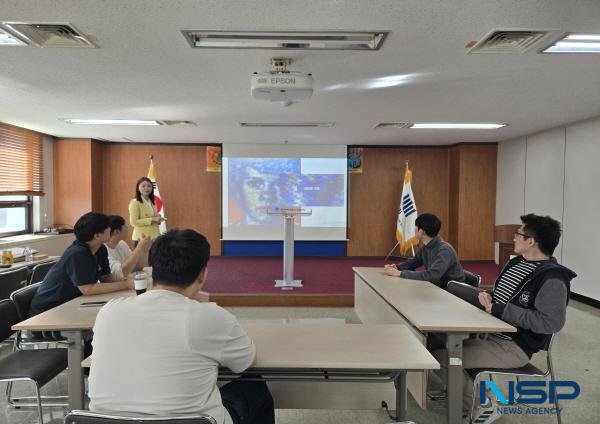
top-left (135, 176), bottom-right (155, 204)
top-left (415, 213), bottom-right (441, 237)
top-left (107, 215), bottom-right (126, 235)
top-left (74, 212), bottom-right (110, 242)
top-left (149, 229), bottom-right (210, 288)
top-left (520, 213), bottom-right (561, 256)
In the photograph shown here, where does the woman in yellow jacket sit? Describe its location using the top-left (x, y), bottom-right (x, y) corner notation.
top-left (129, 177), bottom-right (163, 244)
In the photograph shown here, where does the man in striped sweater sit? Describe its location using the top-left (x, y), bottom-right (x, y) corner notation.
top-left (435, 213), bottom-right (576, 423)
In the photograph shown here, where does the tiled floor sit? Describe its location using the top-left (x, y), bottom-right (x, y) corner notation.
top-left (2, 302), bottom-right (599, 424)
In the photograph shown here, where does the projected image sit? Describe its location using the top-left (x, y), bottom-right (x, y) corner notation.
top-left (228, 159), bottom-right (301, 225)
top-left (224, 157), bottom-right (347, 229)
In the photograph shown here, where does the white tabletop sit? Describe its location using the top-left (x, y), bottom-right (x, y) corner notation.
top-left (0, 256), bottom-right (59, 274)
top-left (353, 267), bottom-right (516, 333)
top-left (245, 323), bottom-right (439, 370)
top-left (12, 289), bottom-right (133, 331)
top-left (82, 323), bottom-right (439, 371)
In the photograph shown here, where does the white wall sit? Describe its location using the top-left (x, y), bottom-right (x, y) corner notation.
top-left (496, 116), bottom-right (600, 301)
top-left (524, 128), bottom-right (566, 260)
top-left (496, 137), bottom-right (526, 225)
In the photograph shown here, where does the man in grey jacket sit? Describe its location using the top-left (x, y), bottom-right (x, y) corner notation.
top-left (435, 213), bottom-right (576, 423)
top-left (384, 213), bottom-right (465, 288)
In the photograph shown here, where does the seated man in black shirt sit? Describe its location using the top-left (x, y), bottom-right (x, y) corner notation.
top-left (29, 212), bottom-right (134, 317)
top-left (384, 213), bottom-right (465, 288)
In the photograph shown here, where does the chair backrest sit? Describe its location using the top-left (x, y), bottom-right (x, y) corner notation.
top-left (29, 260), bottom-right (57, 285)
top-left (0, 299), bottom-right (20, 342)
top-left (10, 282), bottom-right (40, 321)
top-left (65, 411), bottom-right (217, 424)
top-left (446, 280), bottom-right (484, 309)
top-left (463, 270), bottom-right (482, 288)
top-left (0, 267), bottom-right (29, 300)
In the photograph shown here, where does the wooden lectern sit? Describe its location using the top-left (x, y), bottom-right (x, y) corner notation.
top-left (494, 224), bottom-right (520, 268)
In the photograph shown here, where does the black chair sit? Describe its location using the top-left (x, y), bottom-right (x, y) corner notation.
top-left (10, 282), bottom-right (66, 345)
top-left (466, 334), bottom-right (561, 424)
top-left (29, 260), bottom-right (57, 285)
top-left (0, 299), bottom-right (68, 424)
top-left (0, 267), bottom-right (28, 299)
top-left (463, 270), bottom-right (482, 288)
top-left (65, 410), bottom-right (217, 424)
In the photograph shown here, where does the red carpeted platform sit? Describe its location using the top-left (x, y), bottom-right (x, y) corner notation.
top-left (203, 257), bottom-right (499, 306)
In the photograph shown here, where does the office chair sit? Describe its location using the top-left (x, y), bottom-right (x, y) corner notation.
top-left (29, 260), bottom-right (57, 285)
top-left (0, 267), bottom-right (29, 299)
top-left (65, 410), bottom-right (217, 424)
top-left (466, 333), bottom-right (561, 424)
top-left (0, 299), bottom-right (68, 424)
top-left (463, 270), bottom-right (482, 288)
top-left (10, 282), bottom-right (66, 345)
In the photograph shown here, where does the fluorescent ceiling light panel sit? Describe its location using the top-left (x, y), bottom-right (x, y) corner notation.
top-left (543, 33), bottom-right (600, 53)
top-left (240, 122), bottom-right (334, 128)
top-left (0, 27), bottom-right (27, 45)
top-left (182, 31), bottom-right (387, 50)
top-left (63, 119), bottom-right (161, 126)
top-left (410, 123), bottom-right (506, 129)
top-left (564, 34), bottom-right (600, 41)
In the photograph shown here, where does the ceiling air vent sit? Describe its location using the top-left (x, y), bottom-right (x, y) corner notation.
top-left (468, 30), bottom-right (551, 54)
top-left (240, 122), bottom-right (335, 128)
top-left (2, 22), bottom-right (97, 48)
top-left (374, 122), bottom-right (411, 129)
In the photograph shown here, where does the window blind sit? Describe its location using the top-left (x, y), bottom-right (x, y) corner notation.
top-left (0, 123), bottom-right (45, 195)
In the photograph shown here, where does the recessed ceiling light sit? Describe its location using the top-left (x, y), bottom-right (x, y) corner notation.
top-left (240, 122), bottom-right (334, 128)
top-left (564, 34), bottom-right (600, 41)
top-left (409, 123), bottom-right (506, 129)
top-left (182, 30), bottom-right (388, 50)
top-left (62, 119), bottom-right (161, 126)
top-left (542, 33), bottom-right (600, 53)
top-left (0, 27), bottom-right (27, 45)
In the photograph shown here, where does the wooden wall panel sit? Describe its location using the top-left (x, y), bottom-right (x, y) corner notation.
top-left (348, 148), bottom-right (450, 256)
top-left (90, 141), bottom-right (104, 211)
top-left (53, 139), bottom-right (92, 227)
top-left (447, 148), bottom-right (460, 248)
top-left (101, 144), bottom-right (222, 255)
top-left (51, 140), bottom-right (495, 259)
top-left (450, 145), bottom-right (497, 260)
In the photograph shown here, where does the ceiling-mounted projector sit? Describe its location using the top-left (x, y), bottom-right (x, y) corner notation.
top-left (251, 58), bottom-right (313, 106)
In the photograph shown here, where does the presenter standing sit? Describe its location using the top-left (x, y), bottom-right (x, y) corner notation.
top-left (129, 177), bottom-right (164, 245)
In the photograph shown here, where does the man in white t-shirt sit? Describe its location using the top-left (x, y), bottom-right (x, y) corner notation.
top-left (105, 215), bottom-right (152, 280)
top-left (89, 229), bottom-right (274, 424)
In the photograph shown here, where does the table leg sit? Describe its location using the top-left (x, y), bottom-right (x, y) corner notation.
top-left (64, 330), bottom-right (84, 410)
top-left (393, 371), bottom-right (415, 424)
top-left (446, 333), bottom-right (468, 424)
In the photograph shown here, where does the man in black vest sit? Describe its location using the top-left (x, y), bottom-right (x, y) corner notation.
top-left (434, 213), bottom-right (576, 423)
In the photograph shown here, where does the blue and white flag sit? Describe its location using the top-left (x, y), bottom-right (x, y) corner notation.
top-left (396, 165), bottom-right (418, 255)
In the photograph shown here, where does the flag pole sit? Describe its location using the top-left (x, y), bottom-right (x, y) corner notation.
top-left (384, 240), bottom-right (400, 262)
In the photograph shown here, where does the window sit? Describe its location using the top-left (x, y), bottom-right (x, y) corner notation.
top-left (0, 123), bottom-right (44, 236)
top-left (0, 195), bottom-right (32, 237)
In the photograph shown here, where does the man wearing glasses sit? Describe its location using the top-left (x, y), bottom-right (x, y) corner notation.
top-left (434, 213), bottom-right (576, 422)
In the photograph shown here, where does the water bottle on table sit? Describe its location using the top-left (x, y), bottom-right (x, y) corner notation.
top-left (24, 246), bottom-right (33, 263)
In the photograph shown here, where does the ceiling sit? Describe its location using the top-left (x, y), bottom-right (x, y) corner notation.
top-left (1, 0), bottom-right (600, 146)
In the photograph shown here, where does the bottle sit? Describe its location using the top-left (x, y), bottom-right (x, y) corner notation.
top-left (134, 272), bottom-right (148, 295)
top-left (24, 246), bottom-right (33, 263)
